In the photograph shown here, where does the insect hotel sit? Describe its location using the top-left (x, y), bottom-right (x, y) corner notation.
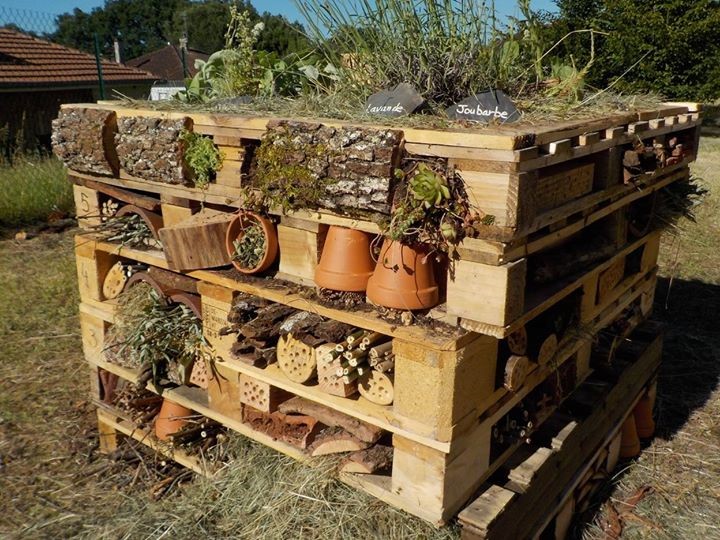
top-left (53, 99), bottom-right (701, 538)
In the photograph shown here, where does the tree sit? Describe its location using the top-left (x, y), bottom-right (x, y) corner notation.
top-left (550, 0), bottom-right (720, 101)
top-left (52, 0), bottom-right (309, 61)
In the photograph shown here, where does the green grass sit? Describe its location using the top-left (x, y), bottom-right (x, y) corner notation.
top-left (0, 156), bottom-right (72, 228)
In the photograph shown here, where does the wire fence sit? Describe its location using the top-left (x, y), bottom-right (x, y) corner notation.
top-left (0, 5), bottom-right (58, 37)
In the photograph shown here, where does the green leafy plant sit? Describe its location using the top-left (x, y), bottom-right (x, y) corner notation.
top-left (180, 129), bottom-right (224, 188)
top-left (386, 161), bottom-right (487, 254)
top-left (106, 283), bottom-right (207, 388)
top-left (232, 223), bottom-right (266, 270)
top-left (297, 0), bottom-right (566, 107)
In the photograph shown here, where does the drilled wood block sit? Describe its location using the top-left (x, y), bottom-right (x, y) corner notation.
top-left (535, 163), bottom-right (594, 212)
top-left (239, 373), bottom-right (290, 413)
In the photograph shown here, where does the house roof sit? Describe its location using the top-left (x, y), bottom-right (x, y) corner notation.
top-left (127, 44), bottom-right (208, 80)
top-left (0, 28), bottom-right (157, 89)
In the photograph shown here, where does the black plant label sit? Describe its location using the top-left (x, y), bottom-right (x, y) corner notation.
top-left (365, 83), bottom-right (425, 117)
top-left (446, 90), bottom-right (520, 124)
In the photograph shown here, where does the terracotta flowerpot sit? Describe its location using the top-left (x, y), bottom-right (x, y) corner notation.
top-left (167, 290), bottom-right (203, 319)
top-left (115, 204), bottom-right (164, 241)
top-left (366, 239), bottom-right (439, 310)
top-left (155, 398), bottom-right (193, 441)
top-left (315, 226), bottom-right (375, 291)
top-left (619, 414), bottom-right (641, 459)
top-left (225, 211), bottom-right (278, 274)
top-left (633, 393), bottom-right (656, 439)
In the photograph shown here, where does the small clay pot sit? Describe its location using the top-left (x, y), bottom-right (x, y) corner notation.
top-left (366, 239), bottom-right (440, 310)
top-left (155, 398), bottom-right (193, 441)
top-left (633, 393), bottom-right (656, 439)
top-left (225, 211), bottom-right (278, 274)
top-left (315, 226), bottom-right (375, 292)
top-left (619, 414), bottom-right (641, 459)
top-left (115, 204), bottom-right (164, 241)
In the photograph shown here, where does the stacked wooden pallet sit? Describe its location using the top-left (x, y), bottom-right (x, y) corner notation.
top-left (57, 100), bottom-right (700, 533)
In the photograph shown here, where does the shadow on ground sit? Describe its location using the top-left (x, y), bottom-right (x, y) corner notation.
top-left (572, 275), bottom-right (720, 538)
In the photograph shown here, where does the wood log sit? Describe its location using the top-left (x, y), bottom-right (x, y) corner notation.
top-left (277, 333), bottom-right (317, 383)
top-left (309, 427), bottom-right (370, 456)
top-left (504, 355), bottom-right (530, 392)
top-left (240, 304), bottom-right (296, 339)
top-left (358, 370), bottom-right (394, 406)
top-left (506, 326), bottom-right (528, 356)
top-left (537, 334), bottom-right (559, 365)
top-left (313, 320), bottom-right (356, 343)
top-left (340, 445), bottom-right (393, 474)
top-left (277, 396), bottom-right (383, 443)
top-left (74, 177), bottom-right (161, 211)
top-left (102, 261), bottom-right (129, 300)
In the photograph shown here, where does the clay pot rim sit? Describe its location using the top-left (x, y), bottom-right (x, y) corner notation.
top-left (225, 210), bottom-right (278, 274)
top-left (115, 204), bottom-right (164, 241)
top-left (167, 290), bottom-right (203, 320)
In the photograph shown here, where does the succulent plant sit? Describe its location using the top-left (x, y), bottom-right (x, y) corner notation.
top-left (409, 164), bottom-right (451, 208)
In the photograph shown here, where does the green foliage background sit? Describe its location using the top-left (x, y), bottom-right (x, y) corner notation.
top-left (549, 0), bottom-right (720, 101)
top-left (51, 0), bottom-right (310, 62)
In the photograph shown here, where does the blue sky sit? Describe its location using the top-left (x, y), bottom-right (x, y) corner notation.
top-left (0, 1), bottom-right (558, 24)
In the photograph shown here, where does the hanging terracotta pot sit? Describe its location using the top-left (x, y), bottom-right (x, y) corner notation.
top-left (225, 211), bottom-right (278, 274)
top-left (633, 393), bottom-right (656, 439)
top-left (619, 414), bottom-right (641, 458)
top-left (155, 398), bottom-right (193, 441)
top-left (315, 226), bottom-right (375, 291)
top-left (366, 239), bottom-right (440, 310)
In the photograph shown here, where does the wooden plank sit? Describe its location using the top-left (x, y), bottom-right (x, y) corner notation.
top-left (73, 184), bottom-right (102, 228)
top-left (277, 223), bottom-right (326, 286)
top-left (72, 176), bottom-right (161, 211)
top-left (393, 336), bottom-right (498, 441)
top-left (159, 208), bottom-right (234, 271)
top-left (459, 327), bottom-right (663, 539)
top-left (446, 259), bottom-right (526, 328)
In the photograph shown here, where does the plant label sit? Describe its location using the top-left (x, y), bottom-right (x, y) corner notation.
top-left (365, 83), bottom-right (425, 117)
top-left (446, 90), bottom-right (520, 124)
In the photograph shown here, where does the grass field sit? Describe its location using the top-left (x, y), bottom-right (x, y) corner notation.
top-left (0, 156), bottom-right (72, 230)
top-left (0, 140), bottom-right (718, 539)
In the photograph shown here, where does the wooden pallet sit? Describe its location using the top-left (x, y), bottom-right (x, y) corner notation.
top-left (78, 247), bottom-right (656, 524)
top-left (60, 101), bottom-right (701, 243)
top-left (458, 322), bottom-right (663, 539)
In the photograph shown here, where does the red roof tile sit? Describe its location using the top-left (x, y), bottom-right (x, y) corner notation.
top-left (127, 44), bottom-right (208, 80)
top-left (0, 28), bottom-right (157, 88)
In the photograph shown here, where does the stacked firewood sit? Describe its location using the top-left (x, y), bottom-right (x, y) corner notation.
top-left (623, 134), bottom-right (691, 182)
top-left (223, 293), bottom-right (353, 367)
